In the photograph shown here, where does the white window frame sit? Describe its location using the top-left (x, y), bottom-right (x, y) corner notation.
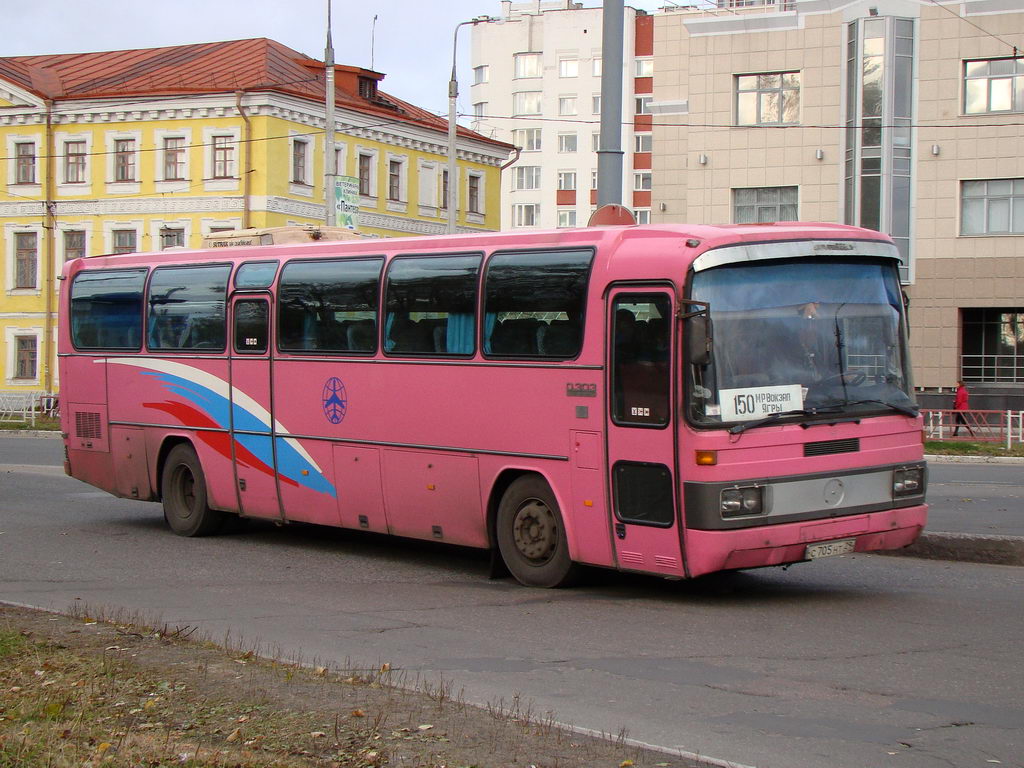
top-left (149, 218), bottom-right (193, 251)
top-left (635, 58), bottom-right (654, 77)
top-left (592, 57), bottom-right (602, 77)
top-left (473, 65), bottom-right (489, 84)
top-left (55, 132), bottom-right (92, 195)
top-left (511, 203), bottom-right (540, 228)
top-left (154, 129), bottom-right (192, 191)
top-left (105, 130), bottom-right (142, 194)
top-left (557, 171), bottom-right (577, 191)
top-left (592, 95), bottom-right (602, 114)
top-left (4, 224), bottom-right (43, 296)
top-left (467, 171), bottom-right (486, 223)
top-left (559, 58), bottom-right (579, 78)
top-left (513, 166), bottom-right (542, 191)
top-left (356, 146), bottom-right (379, 200)
top-left (7, 135), bottom-right (39, 188)
top-left (514, 53), bottom-right (542, 79)
top-left (102, 219), bottom-right (143, 255)
top-left (635, 96), bottom-right (653, 115)
top-left (634, 172), bottom-right (652, 191)
top-left (557, 209), bottom-right (577, 228)
top-left (558, 133), bottom-right (578, 153)
top-left (55, 221), bottom-right (94, 276)
top-left (385, 152), bottom-right (408, 212)
top-left (961, 178), bottom-right (1024, 235)
top-left (634, 208), bottom-right (651, 225)
top-left (202, 127), bottom-right (240, 191)
top-left (5, 326), bottom-right (42, 386)
top-left (418, 160), bottom-right (439, 213)
top-left (513, 91), bottom-right (542, 116)
top-left (963, 57), bottom-right (1024, 115)
top-left (289, 132), bottom-right (314, 196)
top-left (732, 186), bottom-right (799, 224)
top-left (512, 128), bottom-right (542, 152)
top-left (634, 133), bottom-right (653, 153)
top-left (558, 96), bottom-right (578, 116)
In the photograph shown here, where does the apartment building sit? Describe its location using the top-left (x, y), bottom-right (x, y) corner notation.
top-left (0, 38), bottom-right (512, 394)
top-left (471, 0), bottom-right (654, 230)
top-left (651, 0), bottom-right (1024, 407)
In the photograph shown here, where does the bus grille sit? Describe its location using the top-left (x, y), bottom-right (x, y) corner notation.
top-left (75, 411), bottom-right (102, 440)
top-left (804, 438), bottom-right (859, 457)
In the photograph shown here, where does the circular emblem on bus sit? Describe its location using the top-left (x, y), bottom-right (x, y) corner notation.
top-left (322, 377), bottom-right (348, 424)
top-left (823, 478), bottom-right (845, 506)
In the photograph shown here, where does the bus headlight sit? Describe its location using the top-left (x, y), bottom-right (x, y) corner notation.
top-left (893, 467), bottom-right (924, 496)
top-left (721, 486), bottom-right (765, 517)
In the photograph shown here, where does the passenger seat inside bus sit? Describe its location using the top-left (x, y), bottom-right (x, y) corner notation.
top-left (537, 320), bottom-right (579, 357)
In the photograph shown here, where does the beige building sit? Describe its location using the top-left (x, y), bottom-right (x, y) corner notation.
top-left (651, 0), bottom-right (1024, 407)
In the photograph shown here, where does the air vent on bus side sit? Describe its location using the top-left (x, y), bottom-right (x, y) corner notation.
top-left (75, 411), bottom-right (103, 440)
top-left (804, 438), bottom-right (860, 457)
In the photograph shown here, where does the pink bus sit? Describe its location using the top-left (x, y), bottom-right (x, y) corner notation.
top-left (58, 222), bottom-right (927, 587)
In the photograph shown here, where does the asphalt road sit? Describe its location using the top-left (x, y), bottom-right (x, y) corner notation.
top-left (1, 435), bottom-right (1023, 768)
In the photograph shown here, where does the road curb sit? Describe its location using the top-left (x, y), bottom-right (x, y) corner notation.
top-left (882, 531), bottom-right (1024, 567)
top-left (0, 430), bottom-right (60, 438)
top-left (925, 453), bottom-right (1024, 464)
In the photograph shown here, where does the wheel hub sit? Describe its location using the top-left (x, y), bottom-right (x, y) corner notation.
top-left (512, 499), bottom-right (556, 563)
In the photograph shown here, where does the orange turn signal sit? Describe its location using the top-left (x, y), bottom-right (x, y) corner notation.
top-left (695, 450), bottom-right (718, 466)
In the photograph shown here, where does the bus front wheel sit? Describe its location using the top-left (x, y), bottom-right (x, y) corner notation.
top-left (497, 476), bottom-right (577, 588)
top-left (161, 444), bottom-right (225, 537)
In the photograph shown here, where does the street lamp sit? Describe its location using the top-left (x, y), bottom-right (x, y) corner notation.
top-left (448, 16), bottom-right (502, 234)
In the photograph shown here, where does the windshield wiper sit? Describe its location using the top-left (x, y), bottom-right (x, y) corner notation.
top-left (839, 399), bottom-right (919, 417)
top-left (728, 408), bottom-right (826, 435)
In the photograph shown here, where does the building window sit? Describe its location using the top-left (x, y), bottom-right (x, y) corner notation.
top-left (15, 336), bottom-right (37, 380)
top-left (514, 53), bottom-right (541, 79)
top-left (557, 210), bottom-right (577, 228)
top-left (473, 101), bottom-right (487, 118)
top-left (634, 209), bottom-right (651, 224)
top-left (473, 65), bottom-right (489, 84)
top-left (635, 59), bottom-right (653, 77)
top-left (964, 57), bottom-right (1024, 115)
top-left (635, 133), bottom-right (652, 153)
top-left (736, 72), bottom-right (800, 125)
top-left (592, 132), bottom-right (601, 152)
top-left (164, 137), bottom-right (186, 180)
top-left (114, 139), bottom-right (136, 182)
top-left (160, 228), bottom-right (185, 249)
top-left (358, 77), bottom-right (377, 100)
top-left (292, 139), bottom-right (308, 184)
top-left (633, 172), bottom-right (652, 191)
top-left (635, 96), bottom-right (653, 115)
top-left (212, 136), bottom-right (234, 178)
top-left (513, 166), bottom-right (541, 190)
top-left (733, 186), bottom-right (798, 223)
top-left (592, 95), bottom-right (601, 114)
top-left (558, 133), bottom-right (578, 153)
top-left (558, 96), bottom-right (578, 116)
top-left (358, 153), bottom-right (373, 196)
top-left (64, 140), bottom-right (87, 183)
top-left (468, 174), bottom-right (482, 213)
top-left (512, 128), bottom-right (541, 151)
top-left (961, 179), bottom-right (1024, 235)
top-left (14, 232), bottom-right (37, 289)
top-left (591, 170), bottom-right (598, 190)
top-left (64, 230), bottom-right (85, 261)
top-left (962, 308), bottom-right (1024, 383)
top-left (559, 58), bottom-right (579, 78)
top-left (513, 91), bottom-right (542, 115)
top-left (112, 229), bottom-right (137, 254)
top-left (388, 159), bottom-right (402, 201)
top-left (441, 169), bottom-right (449, 210)
top-left (512, 203), bottom-right (540, 227)
top-left (557, 171), bottom-right (577, 191)
top-left (15, 143), bottom-right (35, 184)
top-left (592, 57), bottom-right (602, 77)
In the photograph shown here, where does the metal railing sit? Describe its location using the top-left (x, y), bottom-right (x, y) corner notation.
top-left (0, 391), bottom-right (59, 427)
top-left (922, 409), bottom-right (1024, 448)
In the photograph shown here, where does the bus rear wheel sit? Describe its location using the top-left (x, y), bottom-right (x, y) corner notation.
top-left (162, 444), bottom-right (225, 537)
top-left (497, 476), bottom-right (577, 588)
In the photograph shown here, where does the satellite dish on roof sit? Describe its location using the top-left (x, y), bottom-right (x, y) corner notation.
top-left (587, 204), bottom-right (637, 227)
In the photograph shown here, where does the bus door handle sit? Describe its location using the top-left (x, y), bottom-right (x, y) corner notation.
top-left (615, 522), bottom-right (626, 540)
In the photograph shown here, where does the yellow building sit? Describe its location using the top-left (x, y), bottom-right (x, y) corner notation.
top-left (0, 38), bottom-right (512, 395)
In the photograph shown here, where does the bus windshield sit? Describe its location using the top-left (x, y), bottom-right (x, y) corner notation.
top-left (688, 258), bottom-right (915, 426)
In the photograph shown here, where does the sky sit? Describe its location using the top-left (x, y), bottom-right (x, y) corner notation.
top-left (6, 0), bottom-right (670, 122)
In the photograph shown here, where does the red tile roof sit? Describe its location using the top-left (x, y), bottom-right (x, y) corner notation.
top-left (0, 38), bottom-right (510, 150)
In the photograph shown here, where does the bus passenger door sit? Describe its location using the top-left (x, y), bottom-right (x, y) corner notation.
top-left (229, 295), bottom-right (282, 520)
top-left (605, 289), bottom-right (685, 577)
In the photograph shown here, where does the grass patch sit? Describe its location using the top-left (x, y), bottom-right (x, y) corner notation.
top-left (925, 440), bottom-right (1024, 457)
top-left (0, 605), bottom-right (694, 768)
top-left (0, 416), bottom-right (59, 432)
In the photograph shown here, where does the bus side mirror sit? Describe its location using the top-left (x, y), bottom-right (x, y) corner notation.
top-left (687, 315), bottom-right (712, 367)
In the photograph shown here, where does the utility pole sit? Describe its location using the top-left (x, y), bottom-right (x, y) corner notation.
top-left (324, 0), bottom-right (337, 226)
top-left (597, 0), bottom-right (625, 208)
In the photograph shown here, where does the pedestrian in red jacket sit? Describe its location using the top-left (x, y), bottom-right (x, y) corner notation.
top-left (953, 381), bottom-right (973, 437)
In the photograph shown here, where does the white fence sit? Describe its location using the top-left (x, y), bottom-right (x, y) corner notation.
top-left (0, 391), bottom-right (59, 427)
top-left (922, 409), bottom-right (1024, 449)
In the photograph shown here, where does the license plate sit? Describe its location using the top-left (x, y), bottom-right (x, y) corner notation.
top-left (805, 538), bottom-right (856, 560)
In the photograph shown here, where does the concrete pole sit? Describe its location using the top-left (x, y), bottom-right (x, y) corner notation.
top-left (324, 0), bottom-right (337, 226)
top-left (448, 22), bottom-right (470, 234)
top-left (597, 0), bottom-right (625, 208)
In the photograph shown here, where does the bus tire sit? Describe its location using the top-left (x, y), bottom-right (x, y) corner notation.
top-left (497, 476), bottom-right (577, 588)
top-left (161, 444), bottom-right (225, 537)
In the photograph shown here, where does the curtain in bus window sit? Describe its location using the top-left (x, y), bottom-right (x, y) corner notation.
top-left (70, 269), bottom-right (147, 350)
top-left (147, 265), bottom-right (230, 351)
top-left (483, 249), bottom-right (593, 358)
top-left (278, 258), bottom-right (383, 353)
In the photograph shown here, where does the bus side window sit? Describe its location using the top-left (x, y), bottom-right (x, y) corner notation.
top-left (483, 249), bottom-right (593, 359)
top-left (611, 295), bottom-right (671, 427)
top-left (384, 254), bottom-right (481, 357)
top-left (70, 268), bottom-right (147, 351)
top-left (278, 258), bottom-right (383, 354)
top-left (147, 265), bottom-right (231, 351)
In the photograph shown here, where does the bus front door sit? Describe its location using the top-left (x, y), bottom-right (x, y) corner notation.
top-left (229, 295), bottom-right (282, 520)
top-left (606, 289), bottom-right (685, 577)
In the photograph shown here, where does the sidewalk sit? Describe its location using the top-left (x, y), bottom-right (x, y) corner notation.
top-left (5, 431), bottom-right (1022, 567)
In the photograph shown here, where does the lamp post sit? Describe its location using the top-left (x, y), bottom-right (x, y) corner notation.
top-left (324, 0), bottom-right (336, 226)
top-left (448, 16), bottom-right (501, 234)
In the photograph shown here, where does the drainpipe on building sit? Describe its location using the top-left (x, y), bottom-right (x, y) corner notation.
top-left (42, 100), bottom-right (56, 395)
top-left (596, 0), bottom-right (625, 208)
top-left (235, 91), bottom-right (252, 229)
